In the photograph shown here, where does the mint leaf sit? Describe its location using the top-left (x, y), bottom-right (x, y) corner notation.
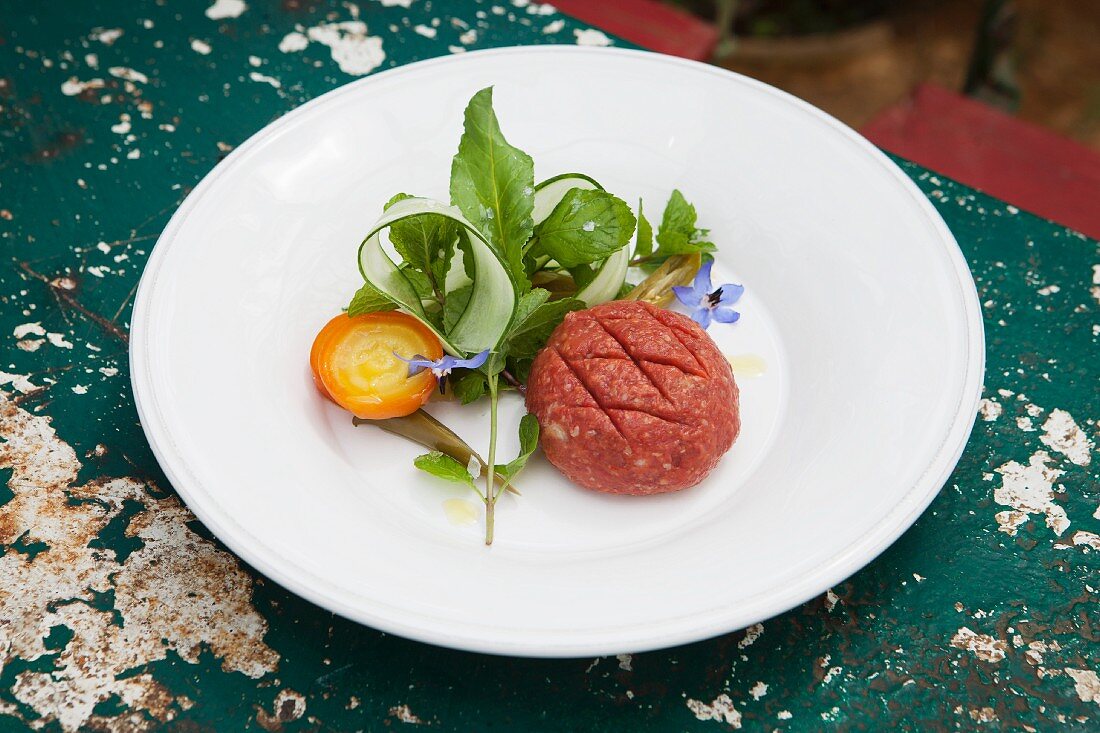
top-left (443, 284), bottom-right (473, 333)
top-left (347, 281), bottom-right (397, 316)
top-left (503, 289), bottom-right (583, 360)
top-left (654, 189), bottom-right (716, 259)
top-left (529, 188), bottom-right (636, 268)
top-left (569, 263), bottom-right (597, 290)
top-left (495, 413), bottom-right (539, 480)
top-left (634, 199), bottom-right (654, 259)
top-left (450, 87), bottom-right (534, 288)
top-left (450, 369), bottom-right (487, 404)
top-left (414, 451), bottom-right (476, 489)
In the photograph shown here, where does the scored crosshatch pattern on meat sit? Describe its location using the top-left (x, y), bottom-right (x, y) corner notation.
top-left (527, 301), bottom-right (739, 495)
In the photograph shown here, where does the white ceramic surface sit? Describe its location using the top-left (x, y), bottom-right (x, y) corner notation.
top-left (130, 47), bottom-right (984, 657)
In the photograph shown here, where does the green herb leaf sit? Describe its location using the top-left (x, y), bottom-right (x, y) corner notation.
top-left (383, 194), bottom-right (457, 299)
top-left (529, 188), bottom-right (636, 268)
top-left (450, 369), bottom-right (487, 404)
top-left (634, 199), bottom-right (654, 259)
top-left (654, 189), bottom-right (716, 259)
top-left (449, 87), bottom-right (534, 288)
top-left (347, 281), bottom-right (398, 317)
top-left (569, 263), bottom-right (598, 290)
top-left (495, 413), bottom-right (540, 480)
top-left (443, 284), bottom-right (473, 333)
top-left (413, 451), bottom-right (476, 489)
top-left (616, 280), bottom-right (638, 299)
top-left (503, 289), bottom-right (583, 360)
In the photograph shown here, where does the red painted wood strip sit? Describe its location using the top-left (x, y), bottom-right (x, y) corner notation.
top-left (861, 83), bottom-right (1100, 239)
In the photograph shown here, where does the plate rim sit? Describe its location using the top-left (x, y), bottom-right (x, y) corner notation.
top-left (130, 45), bottom-right (985, 657)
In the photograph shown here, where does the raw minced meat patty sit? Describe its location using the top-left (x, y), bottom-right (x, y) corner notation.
top-left (525, 300), bottom-right (739, 495)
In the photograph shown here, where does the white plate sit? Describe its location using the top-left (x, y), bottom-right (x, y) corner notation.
top-left (131, 47), bottom-right (983, 657)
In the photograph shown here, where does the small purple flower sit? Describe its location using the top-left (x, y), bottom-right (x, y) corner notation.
top-left (672, 260), bottom-right (744, 329)
top-left (393, 348), bottom-right (490, 379)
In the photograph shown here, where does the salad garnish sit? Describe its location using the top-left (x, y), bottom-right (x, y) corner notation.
top-left (322, 87), bottom-right (737, 544)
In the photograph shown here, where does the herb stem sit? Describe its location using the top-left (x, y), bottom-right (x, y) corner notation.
top-left (484, 373), bottom-right (500, 546)
top-left (629, 255), bottom-right (656, 267)
top-left (500, 369), bottom-right (526, 394)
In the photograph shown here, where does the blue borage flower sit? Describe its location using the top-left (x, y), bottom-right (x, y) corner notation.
top-left (394, 348), bottom-right (490, 379)
top-left (671, 260), bottom-right (744, 329)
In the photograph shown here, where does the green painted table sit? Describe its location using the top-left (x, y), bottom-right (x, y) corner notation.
top-left (1, 1), bottom-right (1098, 730)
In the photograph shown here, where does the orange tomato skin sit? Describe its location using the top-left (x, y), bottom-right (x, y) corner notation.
top-left (309, 311), bottom-right (444, 420)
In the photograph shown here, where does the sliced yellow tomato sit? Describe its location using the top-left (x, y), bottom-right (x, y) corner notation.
top-left (310, 312), bottom-right (443, 420)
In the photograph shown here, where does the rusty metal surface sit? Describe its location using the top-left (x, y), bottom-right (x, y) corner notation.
top-left (1, 1), bottom-right (1098, 730)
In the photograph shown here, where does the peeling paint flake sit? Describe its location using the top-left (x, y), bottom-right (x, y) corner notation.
top-left (293, 21), bottom-right (386, 76)
top-left (13, 323), bottom-right (45, 339)
top-left (61, 77), bottom-right (105, 96)
top-left (279, 31), bottom-right (309, 53)
top-left (108, 66), bottom-right (148, 84)
top-left (91, 28), bottom-right (123, 45)
top-left (388, 703), bottom-right (424, 724)
top-left (0, 393), bottom-right (279, 731)
top-left (749, 681), bottom-right (767, 700)
top-left (206, 0), bottom-right (248, 20)
top-left (950, 627), bottom-right (1008, 663)
top-left (738, 622), bottom-right (763, 648)
top-left (574, 28), bottom-right (612, 47)
top-left (1071, 530), bottom-right (1100, 551)
top-left (993, 450), bottom-right (1068, 536)
top-left (616, 653), bottom-right (633, 671)
top-left (1040, 409), bottom-right (1093, 466)
top-left (0, 373), bottom-right (39, 394)
top-left (1066, 668), bottom-right (1100, 705)
top-left (978, 398), bottom-right (1002, 421)
top-left (257, 689), bottom-right (306, 730)
top-left (249, 72), bottom-right (282, 88)
top-left (686, 695), bottom-right (741, 728)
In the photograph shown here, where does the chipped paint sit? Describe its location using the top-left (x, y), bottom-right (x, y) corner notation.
top-left (281, 20), bottom-right (386, 76)
top-left (574, 28), bottom-right (612, 47)
top-left (738, 623), bottom-right (763, 648)
top-left (388, 703), bottom-right (425, 724)
top-left (0, 373), bottom-right (38, 394)
top-left (950, 628), bottom-right (1008, 663)
top-left (205, 0), bottom-right (247, 20)
top-left (977, 398), bottom-right (1002, 421)
top-left (61, 77), bottom-right (106, 95)
top-left (1069, 530), bottom-right (1100, 550)
top-left (686, 695), bottom-right (741, 727)
top-left (616, 653), bottom-right (633, 671)
top-left (90, 27), bottom-right (123, 45)
top-left (1066, 669), bottom-right (1100, 706)
top-left (749, 681), bottom-right (767, 700)
top-left (993, 451), bottom-right (1069, 536)
top-left (257, 689), bottom-right (307, 730)
top-left (969, 707), bottom-right (998, 723)
top-left (191, 38), bottom-right (212, 54)
top-left (0, 393), bottom-right (279, 731)
top-left (250, 72), bottom-right (282, 88)
top-left (108, 66), bottom-right (149, 84)
top-left (1039, 409), bottom-right (1093, 466)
